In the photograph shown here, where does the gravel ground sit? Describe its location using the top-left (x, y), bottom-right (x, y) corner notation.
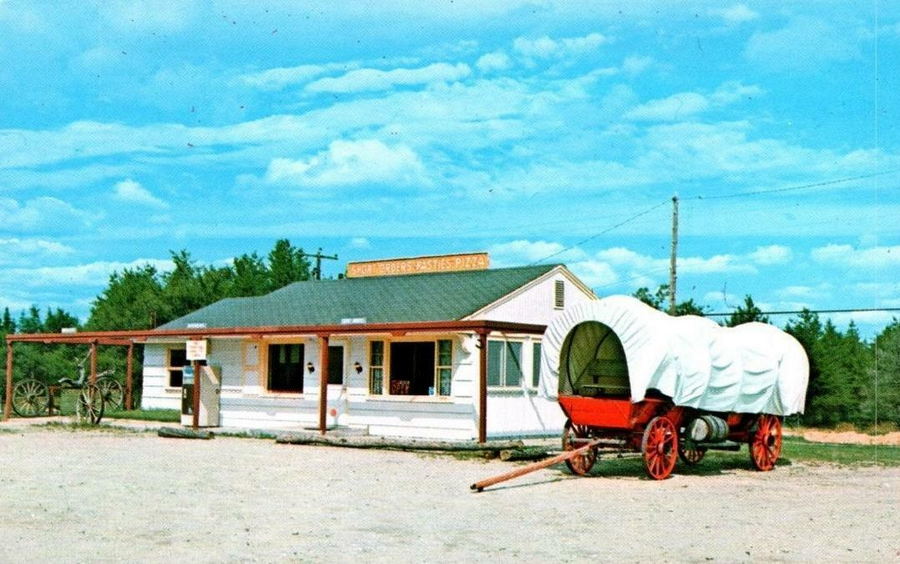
top-left (0, 424), bottom-right (897, 563)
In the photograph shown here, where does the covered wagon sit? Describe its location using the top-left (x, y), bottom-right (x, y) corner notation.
top-left (538, 295), bottom-right (810, 479)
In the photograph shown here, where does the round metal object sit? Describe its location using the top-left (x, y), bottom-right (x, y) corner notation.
top-left (749, 413), bottom-right (782, 471)
top-left (12, 378), bottom-right (50, 417)
top-left (642, 416), bottom-right (678, 480)
top-left (561, 419), bottom-right (597, 475)
top-left (96, 377), bottom-right (124, 410)
top-left (76, 384), bottom-right (104, 425)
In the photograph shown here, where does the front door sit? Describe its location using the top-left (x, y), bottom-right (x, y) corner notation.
top-left (328, 345), bottom-right (344, 385)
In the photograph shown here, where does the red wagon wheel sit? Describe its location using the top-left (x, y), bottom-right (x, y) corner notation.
top-left (749, 414), bottom-right (782, 471)
top-left (561, 419), bottom-right (597, 475)
top-left (642, 416), bottom-right (678, 480)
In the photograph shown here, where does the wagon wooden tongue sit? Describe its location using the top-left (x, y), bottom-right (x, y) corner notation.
top-left (470, 438), bottom-right (603, 493)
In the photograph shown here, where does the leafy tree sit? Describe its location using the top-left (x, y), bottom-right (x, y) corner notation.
top-left (1, 307), bottom-right (15, 334)
top-left (861, 319), bottom-right (900, 427)
top-left (87, 265), bottom-right (168, 330)
top-left (726, 295), bottom-right (769, 326)
top-left (632, 285), bottom-right (707, 316)
top-left (230, 252), bottom-right (270, 297)
top-left (267, 239), bottom-right (311, 291)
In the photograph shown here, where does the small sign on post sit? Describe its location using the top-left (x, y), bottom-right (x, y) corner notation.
top-left (186, 339), bottom-right (208, 361)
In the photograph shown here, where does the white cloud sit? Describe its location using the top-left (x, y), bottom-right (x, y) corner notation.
top-left (265, 139), bottom-right (427, 188)
top-left (476, 51), bottom-right (511, 73)
top-left (0, 196), bottom-right (93, 232)
top-left (625, 92), bottom-right (710, 121)
top-left (745, 17), bottom-right (860, 71)
top-left (622, 55), bottom-right (653, 76)
top-left (238, 62), bottom-right (360, 90)
top-left (749, 245), bottom-right (792, 265)
top-left (570, 260), bottom-right (619, 288)
top-left (711, 4), bottom-right (759, 24)
top-left (775, 284), bottom-right (831, 300)
top-left (0, 258), bottom-right (173, 288)
top-left (488, 240), bottom-right (586, 265)
top-left (99, 0), bottom-right (198, 32)
top-left (679, 254), bottom-right (756, 275)
top-left (0, 238), bottom-right (74, 265)
top-left (513, 32), bottom-right (609, 60)
top-left (625, 82), bottom-right (763, 121)
top-left (305, 63), bottom-right (470, 94)
top-left (113, 178), bottom-right (168, 208)
top-left (811, 244), bottom-right (900, 268)
top-left (348, 237), bottom-right (372, 249)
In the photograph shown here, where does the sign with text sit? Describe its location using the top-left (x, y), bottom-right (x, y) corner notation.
top-left (346, 252), bottom-right (489, 278)
top-left (186, 339), bottom-right (208, 361)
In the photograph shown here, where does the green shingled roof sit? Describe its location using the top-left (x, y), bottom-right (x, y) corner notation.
top-left (158, 264), bottom-right (559, 330)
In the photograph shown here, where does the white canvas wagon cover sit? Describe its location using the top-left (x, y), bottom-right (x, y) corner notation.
top-left (539, 295), bottom-right (809, 416)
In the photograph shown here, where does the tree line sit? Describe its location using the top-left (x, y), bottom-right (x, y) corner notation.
top-left (635, 285), bottom-right (899, 429)
top-left (1, 239), bottom-right (312, 401)
top-left (2, 245), bottom-right (896, 428)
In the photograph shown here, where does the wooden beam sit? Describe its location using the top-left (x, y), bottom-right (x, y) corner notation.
top-left (477, 330), bottom-right (489, 443)
top-left (3, 342), bottom-right (13, 421)
top-left (3, 319), bottom-right (546, 344)
top-left (318, 335), bottom-right (330, 435)
top-left (192, 359), bottom-right (201, 430)
top-left (89, 341), bottom-right (98, 385)
top-left (125, 343), bottom-right (134, 411)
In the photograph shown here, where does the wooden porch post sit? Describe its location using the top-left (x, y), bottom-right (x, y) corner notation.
top-left (477, 330), bottom-right (489, 443)
top-left (89, 341), bottom-right (98, 385)
top-left (192, 358), bottom-right (201, 430)
top-left (125, 342), bottom-right (134, 411)
top-left (318, 335), bottom-right (330, 434)
top-left (3, 342), bottom-right (13, 421)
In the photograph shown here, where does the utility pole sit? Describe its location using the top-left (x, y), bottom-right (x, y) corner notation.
top-left (301, 248), bottom-right (338, 280)
top-left (669, 195), bottom-right (679, 315)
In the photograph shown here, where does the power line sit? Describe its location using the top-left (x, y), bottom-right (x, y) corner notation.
top-left (703, 307), bottom-right (900, 318)
top-left (687, 170), bottom-right (898, 201)
top-left (529, 199), bottom-right (670, 265)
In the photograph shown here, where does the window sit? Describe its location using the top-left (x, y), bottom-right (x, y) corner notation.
top-left (167, 348), bottom-right (187, 387)
top-left (167, 348), bottom-right (206, 387)
top-left (436, 339), bottom-right (452, 396)
top-left (487, 341), bottom-right (523, 387)
top-left (532, 342), bottom-right (542, 388)
top-left (268, 343), bottom-right (304, 393)
top-left (387, 339), bottom-right (452, 396)
top-left (369, 341), bottom-right (384, 395)
top-left (554, 280), bottom-right (565, 309)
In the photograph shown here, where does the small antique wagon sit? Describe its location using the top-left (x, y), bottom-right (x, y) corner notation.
top-left (472, 296), bottom-right (810, 491)
top-left (543, 295), bottom-right (810, 480)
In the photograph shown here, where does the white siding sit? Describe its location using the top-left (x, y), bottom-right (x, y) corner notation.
top-left (470, 268), bottom-right (596, 324)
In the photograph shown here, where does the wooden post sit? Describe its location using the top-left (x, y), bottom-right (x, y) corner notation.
top-left (192, 359), bottom-right (201, 430)
top-left (477, 330), bottom-right (489, 444)
top-left (318, 335), bottom-right (330, 434)
top-left (669, 194), bottom-right (679, 315)
top-left (3, 342), bottom-right (13, 421)
top-left (89, 341), bottom-right (98, 385)
top-left (125, 342), bottom-right (134, 411)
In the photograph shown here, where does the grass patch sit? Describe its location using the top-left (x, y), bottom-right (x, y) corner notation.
top-left (781, 436), bottom-right (900, 466)
top-left (103, 409), bottom-right (180, 422)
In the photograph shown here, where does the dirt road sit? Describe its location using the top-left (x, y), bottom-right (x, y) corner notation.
top-left (1, 426), bottom-right (897, 562)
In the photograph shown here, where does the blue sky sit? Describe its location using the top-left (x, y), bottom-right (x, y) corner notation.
top-left (0, 1), bottom-right (897, 338)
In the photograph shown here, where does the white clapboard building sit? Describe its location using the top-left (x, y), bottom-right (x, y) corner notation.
top-left (140, 253), bottom-right (596, 440)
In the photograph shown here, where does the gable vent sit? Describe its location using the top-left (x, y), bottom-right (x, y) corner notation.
top-left (554, 280), bottom-right (565, 309)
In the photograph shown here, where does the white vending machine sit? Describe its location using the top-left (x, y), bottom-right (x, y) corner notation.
top-left (180, 365), bottom-right (221, 427)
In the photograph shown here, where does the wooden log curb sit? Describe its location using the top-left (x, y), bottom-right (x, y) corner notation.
top-left (276, 432), bottom-right (523, 454)
top-left (158, 427), bottom-right (214, 440)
